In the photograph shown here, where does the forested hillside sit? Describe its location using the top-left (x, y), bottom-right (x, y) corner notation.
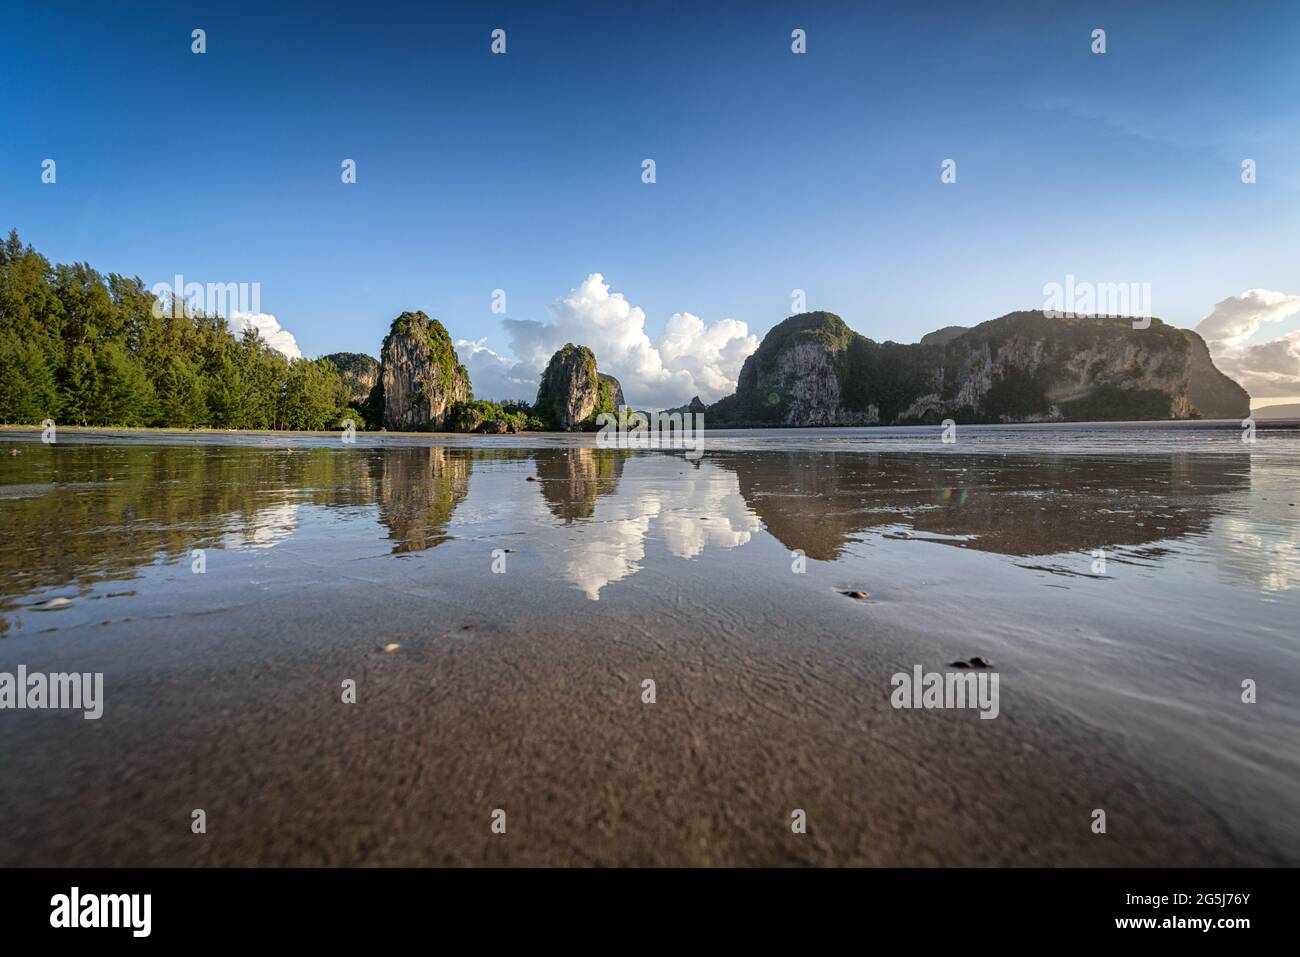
top-left (0, 230), bottom-right (355, 430)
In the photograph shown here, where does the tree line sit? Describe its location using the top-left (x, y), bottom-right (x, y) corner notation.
top-left (0, 230), bottom-right (357, 430)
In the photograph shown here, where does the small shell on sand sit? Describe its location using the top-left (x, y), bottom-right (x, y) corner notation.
top-left (842, 590), bottom-right (868, 600)
top-left (381, 642), bottom-right (401, 653)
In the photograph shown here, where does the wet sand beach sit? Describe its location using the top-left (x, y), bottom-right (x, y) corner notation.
top-left (1, 423), bottom-right (1297, 865)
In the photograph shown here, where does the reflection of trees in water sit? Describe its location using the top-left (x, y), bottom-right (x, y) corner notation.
top-left (534, 447), bottom-right (629, 523)
top-left (719, 451), bottom-right (1252, 561)
top-left (0, 443), bottom-right (539, 614)
top-left (0, 441), bottom-right (1263, 622)
top-left (0, 443), bottom-right (375, 609)
top-left (374, 447), bottom-right (473, 553)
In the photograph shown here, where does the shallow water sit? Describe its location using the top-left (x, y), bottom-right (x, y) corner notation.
top-left (4, 422), bottom-right (1297, 615)
top-left (1, 422), bottom-right (1297, 865)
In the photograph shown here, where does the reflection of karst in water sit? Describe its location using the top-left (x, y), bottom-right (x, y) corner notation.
top-left (549, 455), bottom-right (762, 600)
top-left (721, 451), bottom-right (1253, 561)
top-left (534, 448), bottom-right (628, 523)
top-left (375, 447), bottom-right (473, 553)
top-left (0, 440), bottom-right (1276, 626)
top-left (0, 443), bottom-right (375, 606)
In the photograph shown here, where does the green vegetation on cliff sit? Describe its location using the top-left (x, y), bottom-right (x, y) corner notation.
top-left (710, 309), bottom-right (1249, 426)
top-left (321, 352), bottom-right (379, 401)
top-left (535, 344), bottom-right (587, 428)
top-left (534, 343), bottom-right (618, 430)
top-left (595, 375), bottom-right (616, 416)
top-left (382, 311), bottom-right (467, 402)
top-left (448, 399), bottom-right (527, 433)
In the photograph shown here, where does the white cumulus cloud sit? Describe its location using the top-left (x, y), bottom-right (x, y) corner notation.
top-left (455, 337), bottom-right (538, 402)
top-left (229, 312), bottom-right (302, 360)
top-left (1195, 290), bottom-right (1300, 398)
top-left (458, 274), bottom-right (758, 409)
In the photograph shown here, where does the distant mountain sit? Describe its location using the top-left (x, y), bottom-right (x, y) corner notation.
top-left (1252, 403), bottom-right (1300, 419)
top-left (919, 325), bottom-right (968, 346)
top-left (598, 372), bottom-right (625, 413)
top-left (707, 310), bottom-right (1250, 426)
top-left (662, 396), bottom-right (708, 416)
top-left (321, 352), bottom-right (379, 402)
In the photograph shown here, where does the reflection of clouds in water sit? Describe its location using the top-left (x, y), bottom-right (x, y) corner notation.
top-left (659, 468), bottom-right (763, 559)
top-left (1213, 514), bottom-right (1300, 594)
top-left (567, 507), bottom-right (658, 601)
top-left (563, 460), bottom-right (759, 600)
top-left (221, 502), bottom-right (300, 550)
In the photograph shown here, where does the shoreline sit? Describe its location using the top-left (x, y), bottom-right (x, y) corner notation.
top-left (3, 415), bottom-right (1297, 442)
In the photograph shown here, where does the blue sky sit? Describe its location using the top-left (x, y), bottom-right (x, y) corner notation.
top-left (3, 0), bottom-right (1298, 406)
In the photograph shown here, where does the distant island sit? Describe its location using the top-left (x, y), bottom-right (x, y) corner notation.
top-left (367, 310), bottom-right (622, 433)
top-left (1251, 403), bottom-right (1300, 420)
top-left (706, 310), bottom-right (1249, 426)
top-left (0, 230), bottom-right (1251, 431)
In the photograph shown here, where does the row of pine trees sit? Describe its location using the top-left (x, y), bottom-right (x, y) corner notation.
top-left (0, 230), bottom-right (356, 430)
